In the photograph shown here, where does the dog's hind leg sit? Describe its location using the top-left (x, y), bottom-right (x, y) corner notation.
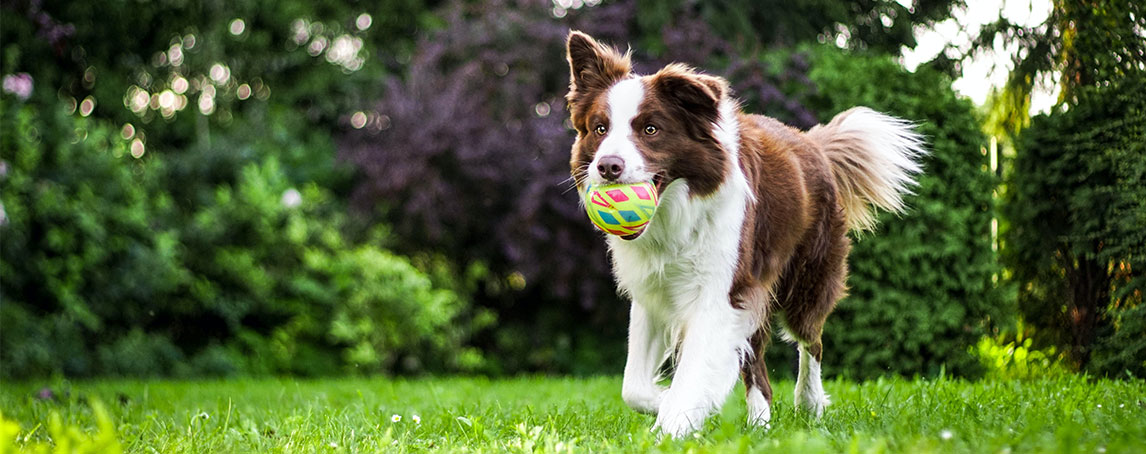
top-left (622, 302), bottom-right (668, 414)
top-left (781, 226), bottom-right (849, 419)
top-left (740, 328), bottom-right (773, 428)
top-left (794, 340), bottom-right (829, 418)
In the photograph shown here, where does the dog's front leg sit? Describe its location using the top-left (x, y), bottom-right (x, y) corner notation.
top-left (654, 307), bottom-right (747, 438)
top-left (622, 302), bottom-right (667, 414)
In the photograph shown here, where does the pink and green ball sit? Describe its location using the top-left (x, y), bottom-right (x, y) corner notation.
top-left (582, 181), bottom-right (660, 237)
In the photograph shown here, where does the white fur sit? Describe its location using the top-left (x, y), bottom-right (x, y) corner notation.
top-left (746, 387), bottom-right (772, 427)
top-left (588, 78), bottom-right (656, 185)
top-left (794, 343), bottom-right (830, 418)
top-left (809, 107), bottom-right (927, 231)
top-left (621, 302), bottom-right (667, 414)
top-left (611, 97), bottom-right (757, 438)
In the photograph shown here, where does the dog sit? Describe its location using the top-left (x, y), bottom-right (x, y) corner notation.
top-left (564, 31), bottom-right (926, 437)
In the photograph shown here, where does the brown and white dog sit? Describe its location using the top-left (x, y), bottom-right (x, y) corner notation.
top-left (565, 31), bottom-right (926, 437)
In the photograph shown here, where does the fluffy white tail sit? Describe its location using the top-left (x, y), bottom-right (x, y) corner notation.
top-left (806, 107), bottom-right (927, 232)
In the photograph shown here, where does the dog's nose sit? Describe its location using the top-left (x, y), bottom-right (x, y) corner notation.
top-left (597, 156), bottom-right (625, 181)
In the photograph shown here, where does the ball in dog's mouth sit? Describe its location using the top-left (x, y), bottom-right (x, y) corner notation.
top-left (583, 179), bottom-right (661, 240)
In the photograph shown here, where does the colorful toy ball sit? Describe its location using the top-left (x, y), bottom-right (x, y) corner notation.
top-left (583, 181), bottom-right (660, 238)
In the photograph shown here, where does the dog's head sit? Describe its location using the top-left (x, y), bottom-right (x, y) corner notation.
top-left (565, 31), bottom-right (732, 205)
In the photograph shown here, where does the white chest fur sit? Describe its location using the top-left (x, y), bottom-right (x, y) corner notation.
top-left (607, 177), bottom-right (748, 323)
top-left (606, 99), bottom-right (752, 327)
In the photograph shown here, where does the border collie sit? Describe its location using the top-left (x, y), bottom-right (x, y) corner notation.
top-left (564, 31), bottom-right (926, 437)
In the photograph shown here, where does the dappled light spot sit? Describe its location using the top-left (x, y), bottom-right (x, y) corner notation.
top-left (130, 138), bottom-right (145, 158)
top-left (198, 92), bottom-right (215, 115)
top-left (121, 123), bottom-right (134, 140)
top-left (237, 83), bottom-right (251, 100)
top-left (229, 18), bottom-right (245, 36)
top-left (351, 111), bottom-right (367, 129)
top-left (209, 63), bottom-right (230, 85)
top-left (126, 86), bottom-right (149, 114)
top-left (158, 90), bottom-right (175, 110)
top-left (281, 188), bottom-right (302, 208)
top-left (292, 19), bottom-right (310, 45)
top-left (308, 36), bottom-right (328, 56)
top-left (79, 96), bottom-right (95, 116)
top-left (326, 35), bottom-right (365, 71)
top-left (172, 76), bottom-right (188, 94)
top-left (534, 102), bottom-right (551, 117)
top-left (83, 66), bottom-right (96, 89)
top-left (356, 13), bottom-right (372, 31)
top-left (168, 44), bottom-right (184, 67)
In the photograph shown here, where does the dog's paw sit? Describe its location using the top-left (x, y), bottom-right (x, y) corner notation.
top-left (652, 392), bottom-right (709, 438)
top-left (622, 385), bottom-right (665, 415)
top-left (746, 388), bottom-right (772, 429)
top-left (795, 391), bottom-right (830, 419)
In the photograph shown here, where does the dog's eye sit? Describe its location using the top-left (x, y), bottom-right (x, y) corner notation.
top-left (594, 124), bottom-right (607, 136)
top-left (644, 125), bottom-right (658, 135)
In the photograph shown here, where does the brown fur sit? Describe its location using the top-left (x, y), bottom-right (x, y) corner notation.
top-left (731, 114), bottom-right (850, 400)
top-left (566, 32), bottom-right (632, 182)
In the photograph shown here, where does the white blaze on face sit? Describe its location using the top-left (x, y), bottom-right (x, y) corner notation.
top-left (589, 77), bottom-right (652, 184)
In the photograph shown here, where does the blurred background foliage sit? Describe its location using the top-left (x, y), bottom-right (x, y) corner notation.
top-left (1, 0), bottom-right (1142, 379)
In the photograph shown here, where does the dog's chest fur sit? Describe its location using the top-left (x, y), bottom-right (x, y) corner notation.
top-left (606, 102), bottom-right (754, 327)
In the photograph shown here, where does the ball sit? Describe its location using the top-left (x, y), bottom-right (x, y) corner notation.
top-left (583, 181), bottom-right (660, 237)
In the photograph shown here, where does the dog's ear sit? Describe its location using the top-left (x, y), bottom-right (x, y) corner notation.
top-left (566, 31), bottom-right (631, 95)
top-left (650, 64), bottom-right (728, 123)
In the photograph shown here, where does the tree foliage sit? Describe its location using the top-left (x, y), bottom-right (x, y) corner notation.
top-left (635, 0), bottom-right (963, 54)
top-left (0, 0), bottom-right (486, 378)
top-left (0, 98), bottom-right (478, 378)
top-left (1004, 73), bottom-right (1145, 375)
top-left (970, 0), bottom-right (1146, 133)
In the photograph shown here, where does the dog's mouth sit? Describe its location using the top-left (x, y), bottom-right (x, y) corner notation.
top-left (619, 172), bottom-right (670, 241)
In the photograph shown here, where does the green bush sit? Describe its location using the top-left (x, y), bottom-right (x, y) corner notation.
top-left (773, 47), bottom-right (1005, 379)
top-left (0, 97), bottom-right (184, 377)
top-left (973, 322), bottom-right (1068, 380)
top-left (180, 159), bottom-right (481, 374)
top-left (1005, 73), bottom-right (1146, 376)
top-left (0, 98), bottom-right (478, 378)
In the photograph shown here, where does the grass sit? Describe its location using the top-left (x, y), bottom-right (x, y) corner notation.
top-left (1, 375), bottom-right (1144, 453)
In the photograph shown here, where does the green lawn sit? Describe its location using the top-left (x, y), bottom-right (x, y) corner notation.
top-left (1, 375), bottom-right (1144, 453)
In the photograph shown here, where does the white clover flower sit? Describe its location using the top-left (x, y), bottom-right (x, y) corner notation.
top-left (940, 429), bottom-right (953, 440)
top-left (391, 414), bottom-right (401, 423)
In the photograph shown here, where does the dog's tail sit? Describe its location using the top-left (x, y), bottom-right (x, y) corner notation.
top-left (806, 107), bottom-right (927, 232)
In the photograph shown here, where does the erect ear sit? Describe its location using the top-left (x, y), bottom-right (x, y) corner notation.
top-left (650, 64), bottom-right (728, 123)
top-left (566, 31), bottom-right (631, 93)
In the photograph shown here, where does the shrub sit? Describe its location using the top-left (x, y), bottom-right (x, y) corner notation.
top-left (0, 97), bottom-right (477, 378)
top-left (787, 47), bottom-right (1005, 379)
top-left (1004, 73), bottom-right (1146, 376)
top-left (973, 322), bottom-right (1068, 380)
top-left (0, 97), bottom-right (184, 377)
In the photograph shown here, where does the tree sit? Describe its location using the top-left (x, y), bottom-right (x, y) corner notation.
top-left (1003, 73), bottom-right (1145, 373)
top-left (634, 0), bottom-right (964, 54)
top-left (969, 0), bottom-right (1146, 133)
